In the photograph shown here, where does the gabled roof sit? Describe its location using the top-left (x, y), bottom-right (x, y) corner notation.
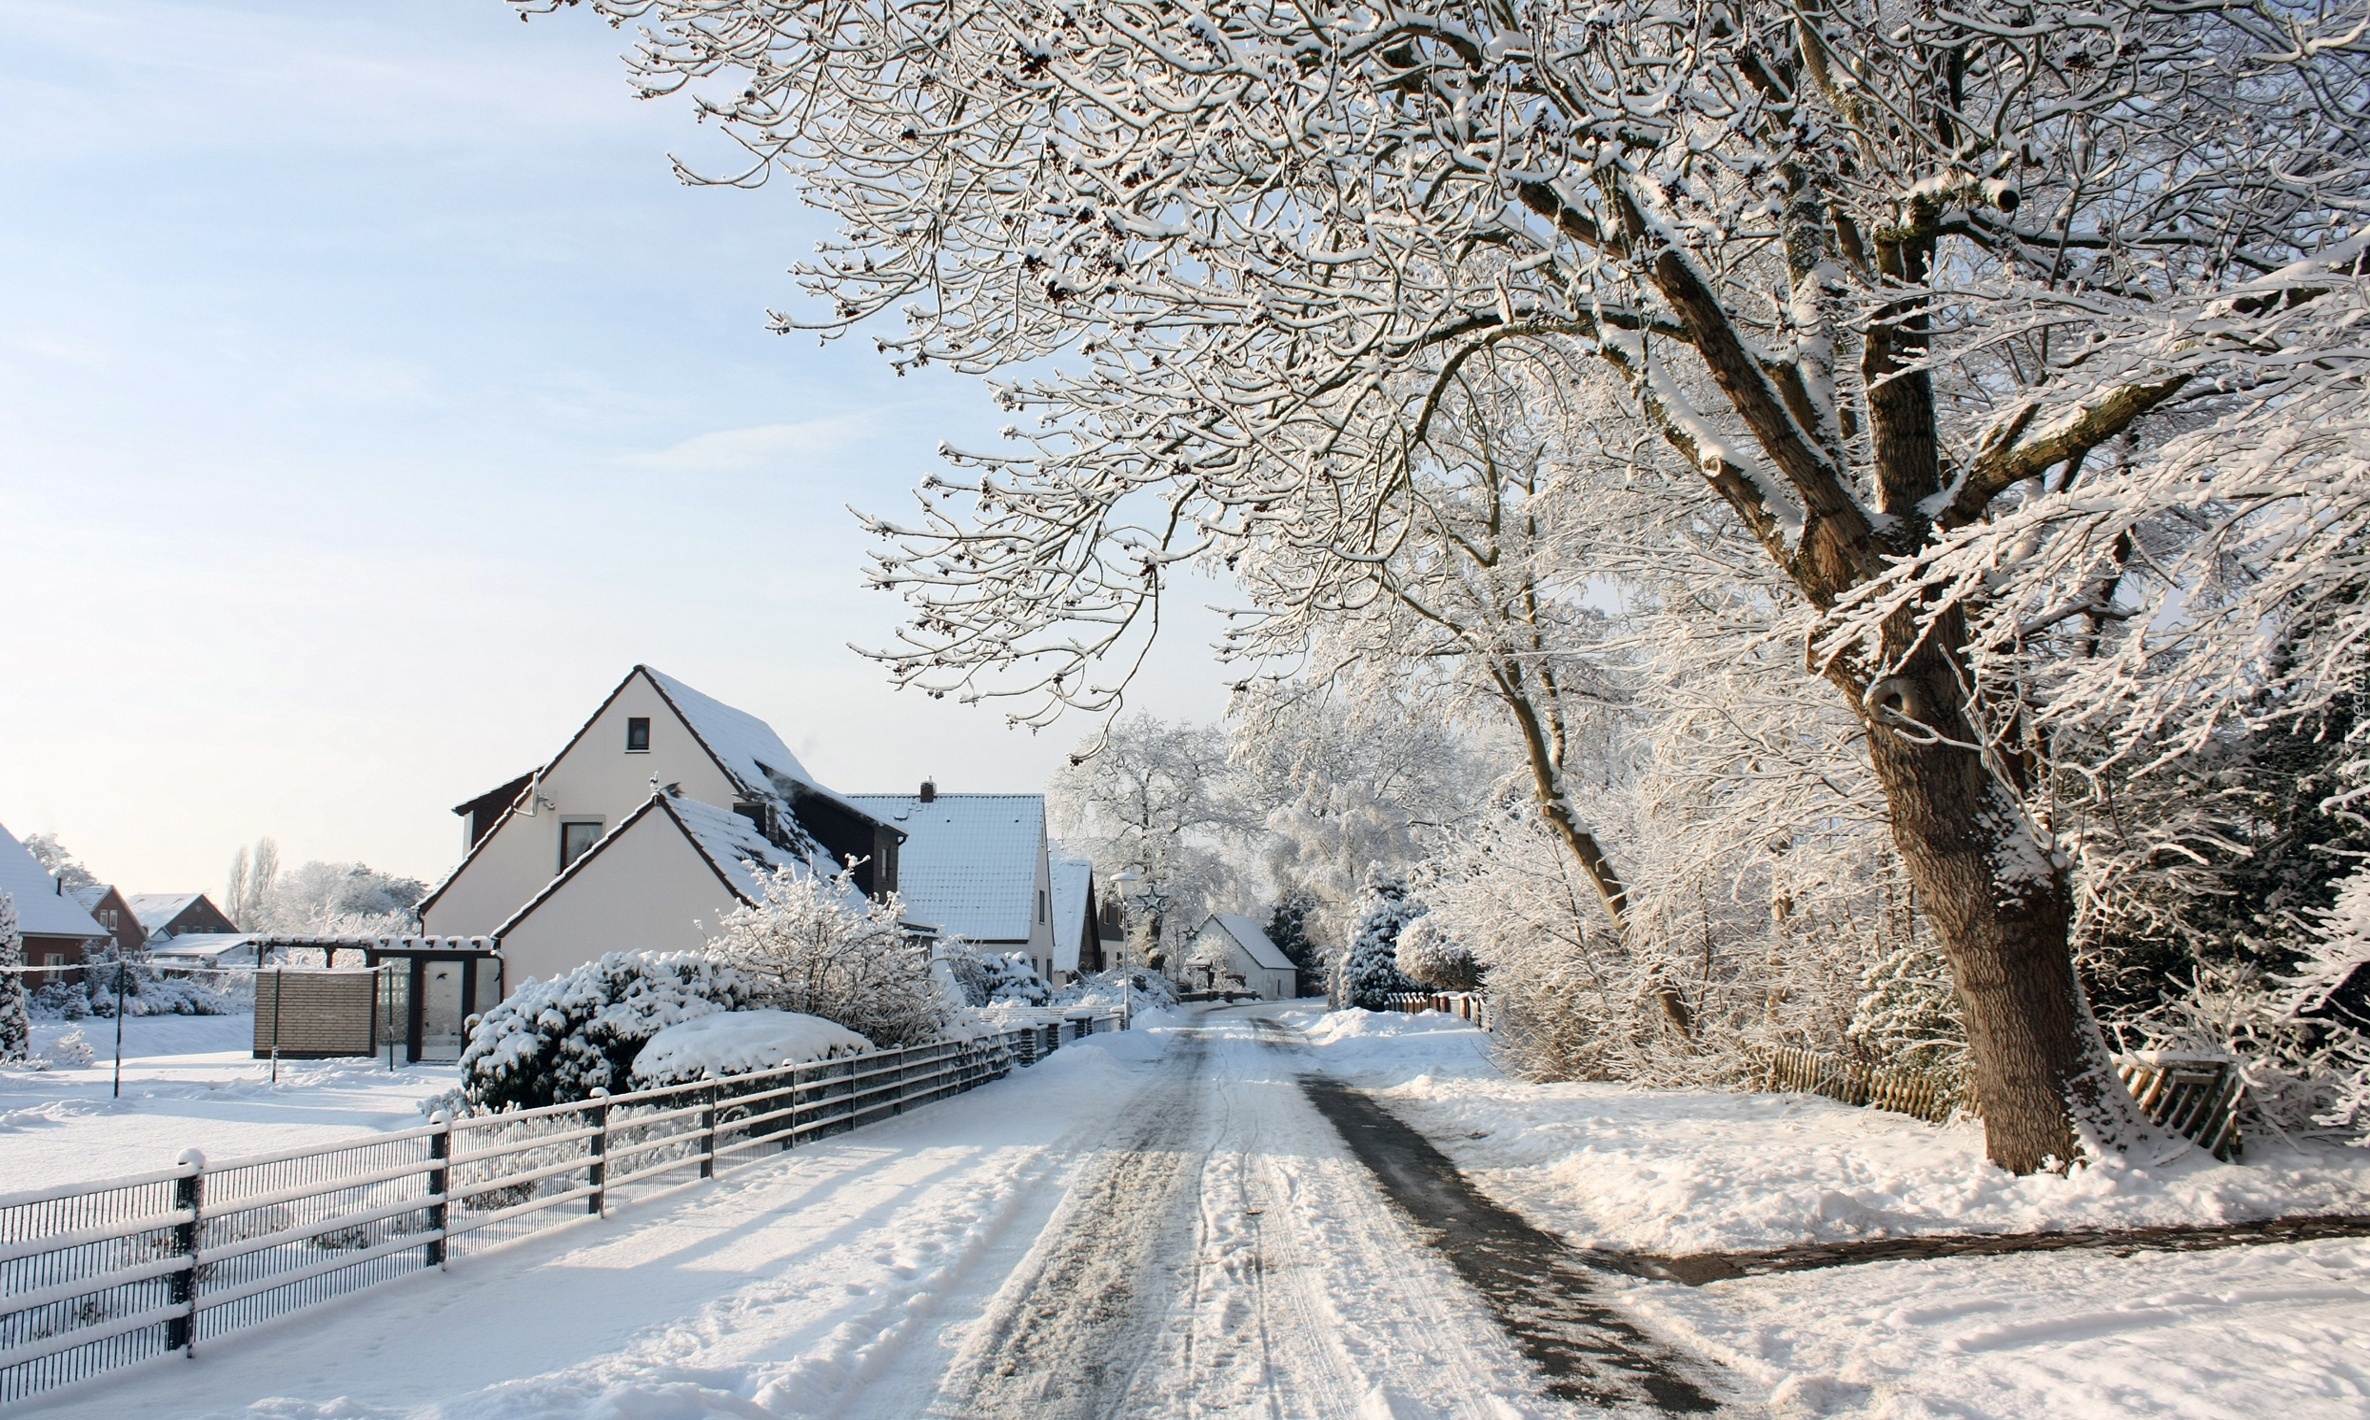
top-left (418, 666), bottom-right (881, 922)
top-left (847, 794), bottom-right (1044, 944)
top-left (127, 892), bottom-right (209, 933)
top-left (1049, 858), bottom-right (1095, 973)
top-left (68, 885), bottom-right (110, 912)
top-left (641, 668), bottom-right (870, 821)
top-left (0, 823), bottom-right (111, 940)
top-left (493, 790), bottom-right (841, 941)
top-left (1205, 914), bottom-right (1296, 973)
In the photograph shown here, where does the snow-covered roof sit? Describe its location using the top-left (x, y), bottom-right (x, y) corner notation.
top-left (848, 794), bottom-right (1045, 944)
top-left (68, 885), bottom-right (111, 913)
top-left (641, 667), bottom-right (871, 821)
top-left (0, 823), bottom-right (110, 940)
top-left (147, 934), bottom-right (259, 965)
top-left (1049, 858), bottom-right (1095, 974)
top-left (1206, 914), bottom-right (1296, 973)
top-left (667, 793), bottom-right (824, 905)
top-left (128, 893), bottom-right (206, 934)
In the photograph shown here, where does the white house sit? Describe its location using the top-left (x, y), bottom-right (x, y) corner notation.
top-left (848, 789), bottom-right (1059, 981)
top-left (0, 821), bottom-right (110, 976)
top-left (1047, 858), bottom-right (1108, 980)
top-left (1184, 914), bottom-right (1300, 1000)
top-left (418, 666), bottom-right (898, 991)
top-left (489, 788), bottom-right (838, 989)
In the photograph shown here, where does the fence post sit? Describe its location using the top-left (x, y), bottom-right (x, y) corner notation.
top-left (168, 1148), bottom-right (204, 1356)
top-left (586, 1088), bottom-right (609, 1216)
top-left (426, 1112), bottom-right (450, 1269)
top-left (699, 1085), bottom-right (718, 1179)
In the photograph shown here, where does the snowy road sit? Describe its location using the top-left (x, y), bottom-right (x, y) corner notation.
top-left (23, 1006), bottom-right (1645, 1420)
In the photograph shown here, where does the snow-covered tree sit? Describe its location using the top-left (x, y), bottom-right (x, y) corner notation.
top-left (1336, 877), bottom-right (1425, 1010)
top-left (1230, 664), bottom-right (1493, 954)
top-left (223, 839), bottom-right (279, 931)
top-left (0, 894), bottom-right (29, 1063)
top-left (1049, 714), bottom-right (1247, 961)
top-left (1394, 914), bottom-right (1481, 994)
top-left (705, 865), bottom-right (948, 1047)
top-left (21, 834), bottom-right (97, 893)
top-left (219, 844), bottom-right (425, 936)
top-left (533, 0), bottom-right (2369, 1171)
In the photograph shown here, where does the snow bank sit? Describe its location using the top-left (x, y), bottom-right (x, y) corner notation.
top-left (630, 1010), bottom-right (873, 1086)
top-left (1287, 1007), bottom-right (2370, 1254)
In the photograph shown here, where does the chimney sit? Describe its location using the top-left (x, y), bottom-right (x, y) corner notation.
top-left (919, 780), bottom-right (937, 803)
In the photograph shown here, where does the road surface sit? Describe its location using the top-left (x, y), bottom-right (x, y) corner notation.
top-left (23, 1006), bottom-right (1716, 1419)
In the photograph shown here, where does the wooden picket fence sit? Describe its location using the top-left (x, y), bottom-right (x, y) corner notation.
top-left (1761, 1046), bottom-right (2245, 1159)
top-left (1381, 992), bottom-right (1492, 1030)
top-left (2116, 1053), bottom-right (2244, 1161)
top-left (1760, 1046), bottom-right (1970, 1125)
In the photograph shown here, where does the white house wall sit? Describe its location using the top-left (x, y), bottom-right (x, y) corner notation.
top-left (423, 672), bottom-right (741, 938)
top-left (496, 809), bottom-right (741, 989)
top-left (1030, 825), bottom-right (1056, 981)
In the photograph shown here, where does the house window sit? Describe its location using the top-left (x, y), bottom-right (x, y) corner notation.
top-left (99, 908), bottom-right (117, 928)
top-left (626, 717), bottom-right (651, 753)
top-left (559, 819), bottom-right (604, 872)
top-left (1038, 890), bottom-right (1047, 923)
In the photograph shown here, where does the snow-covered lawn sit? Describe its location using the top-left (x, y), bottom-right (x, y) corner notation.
top-left (1290, 1005), bottom-right (2370, 1418)
top-left (1286, 1005), bottom-right (2370, 1254)
top-left (0, 1015), bottom-right (456, 1193)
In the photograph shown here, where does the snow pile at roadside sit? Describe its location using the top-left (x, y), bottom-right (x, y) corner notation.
top-left (1634, 1233), bottom-right (2370, 1420)
top-left (1286, 1007), bottom-right (2370, 1254)
top-left (630, 1010), bottom-right (873, 1086)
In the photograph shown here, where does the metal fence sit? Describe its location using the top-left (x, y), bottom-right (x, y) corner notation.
top-left (0, 1012), bottom-right (1121, 1407)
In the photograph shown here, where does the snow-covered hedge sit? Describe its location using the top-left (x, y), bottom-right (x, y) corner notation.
top-left (459, 953), bottom-right (757, 1112)
top-left (629, 1009), bottom-right (872, 1088)
top-left (1053, 966), bottom-right (1178, 1013)
top-left (25, 949), bottom-right (235, 1021)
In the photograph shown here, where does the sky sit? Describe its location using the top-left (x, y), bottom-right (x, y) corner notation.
top-left (0, 0), bottom-right (1234, 893)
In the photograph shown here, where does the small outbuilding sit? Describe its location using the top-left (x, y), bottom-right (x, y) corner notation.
top-left (1184, 914), bottom-right (1299, 1000)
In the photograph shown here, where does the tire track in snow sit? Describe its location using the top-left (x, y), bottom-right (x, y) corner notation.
top-left (931, 1013), bottom-right (1565, 1420)
top-left (930, 1028), bottom-right (1213, 1418)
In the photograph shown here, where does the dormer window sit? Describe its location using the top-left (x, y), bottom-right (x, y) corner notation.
top-left (626, 717), bottom-right (650, 753)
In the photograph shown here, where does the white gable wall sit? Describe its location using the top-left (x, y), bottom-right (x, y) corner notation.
top-left (423, 671), bottom-right (741, 938)
top-left (1187, 919), bottom-right (1296, 1000)
top-left (496, 807), bottom-right (742, 989)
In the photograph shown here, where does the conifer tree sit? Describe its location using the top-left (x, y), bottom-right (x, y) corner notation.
top-left (0, 894), bottom-right (30, 1063)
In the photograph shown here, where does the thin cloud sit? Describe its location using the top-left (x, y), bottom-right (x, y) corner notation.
top-left (626, 415), bottom-right (875, 474)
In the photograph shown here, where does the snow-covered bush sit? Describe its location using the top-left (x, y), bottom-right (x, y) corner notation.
top-left (39, 947), bottom-right (237, 1019)
top-left (41, 1029), bottom-right (94, 1069)
top-left (2111, 867), bottom-right (2370, 1142)
top-left (1846, 941), bottom-right (1967, 1076)
top-left (704, 865), bottom-right (949, 1047)
top-left (460, 953), bottom-right (755, 1112)
top-left (1052, 966), bottom-right (1178, 1013)
top-left (1394, 915), bottom-right (1481, 993)
top-left (1335, 877), bottom-right (1424, 1010)
top-left (629, 1009), bottom-right (873, 1088)
top-left (0, 894), bottom-right (29, 1063)
top-left (968, 951), bottom-right (1050, 1006)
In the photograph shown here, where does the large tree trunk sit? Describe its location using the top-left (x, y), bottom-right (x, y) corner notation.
top-left (1835, 620), bottom-right (2124, 1173)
